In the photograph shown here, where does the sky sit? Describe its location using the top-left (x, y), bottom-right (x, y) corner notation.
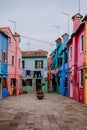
top-left (0, 0), bottom-right (87, 54)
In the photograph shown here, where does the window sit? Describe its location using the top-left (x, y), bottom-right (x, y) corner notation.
top-left (19, 58), bottom-right (21, 68)
top-left (64, 52), bottom-right (68, 63)
top-left (22, 79), bottom-right (32, 86)
top-left (2, 51), bottom-right (7, 63)
top-left (12, 55), bottom-right (14, 66)
top-left (69, 46), bottom-right (72, 59)
top-left (26, 79), bottom-right (32, 86)
top-left (22, 79), bottom-right (26, 86)
top-left (65, 77), bottom-right (68, 89)
top-left (79, 69), bottom-right (83, 87)
top-left (58, 57), bottom-right (62, 66)
top-left (58, 76), bottom-right (60, 86)
top-left (2, 77), bottom-right (7, 88)
top-left (22, 60), bottom-right (25, 69)
top-left (11, 78), bottom-right (16, 87)
top-left (35, 60), bottom-right (43, 69)
top-left (80, 34), bottom-right (84, 51)
top-left (8, 37), bottom-right (12, 45)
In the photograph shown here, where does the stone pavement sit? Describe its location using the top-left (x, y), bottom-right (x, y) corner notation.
top-left (0, 93), bottom-right (87, 130)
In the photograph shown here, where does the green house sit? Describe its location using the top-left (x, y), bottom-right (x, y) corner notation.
top-left (22, 49), bottom-right (48, 94)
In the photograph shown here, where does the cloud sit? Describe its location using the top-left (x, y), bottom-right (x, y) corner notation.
top-left (0, 0), bottom-right (87, 54)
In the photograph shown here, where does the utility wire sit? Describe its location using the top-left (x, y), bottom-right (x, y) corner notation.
top-left (20, 35), bottom-right (55, 46)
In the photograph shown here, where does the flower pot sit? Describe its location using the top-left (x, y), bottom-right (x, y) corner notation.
top-left (37, 91), bottom-right (44, 99)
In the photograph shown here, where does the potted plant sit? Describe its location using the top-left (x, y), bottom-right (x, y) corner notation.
top-left (36, 83), bottom-right (45, 99)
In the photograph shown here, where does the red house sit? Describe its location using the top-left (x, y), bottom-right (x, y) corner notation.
top-left (67, 13), bottom-right (87, 104)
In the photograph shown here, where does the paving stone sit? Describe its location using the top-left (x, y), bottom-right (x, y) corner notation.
top-left (0, 93), bottom-right (87, 130)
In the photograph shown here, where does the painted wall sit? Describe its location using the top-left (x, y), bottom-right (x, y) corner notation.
top-left (60, 33), bottom-right (69, 96)
top-left (0, 32), bottom-right (8, 98)
top-left (55, 38), bottom-right (63, 93)
top-left (22, 56), bottom-right (48, 93)
top-left (0, 28), bottom-right (22, 95)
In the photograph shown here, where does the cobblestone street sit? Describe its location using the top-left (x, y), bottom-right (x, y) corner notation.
top-left (0, 93), bottom-right (87, 130)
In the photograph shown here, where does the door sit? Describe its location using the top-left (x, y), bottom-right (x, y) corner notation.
top-left (0, 77), bottom-right (2, 98)
top-left (70, 75), bottom-right (73, 98)
top-left (36, 79), bottom-right (41, 91)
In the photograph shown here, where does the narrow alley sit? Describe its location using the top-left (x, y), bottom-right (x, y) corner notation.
top-left (0, 93), bottom-right (87, 130)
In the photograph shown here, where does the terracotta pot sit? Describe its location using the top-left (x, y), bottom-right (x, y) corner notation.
top-left (37, 91), bottom-right (44, 99)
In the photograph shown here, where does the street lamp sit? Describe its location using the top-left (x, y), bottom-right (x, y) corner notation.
top-left (54, 25), bottom-right (60, 37)
top-left (8, 20), bottom-right (16, 33)
top-left (79, 0), bottom-right (80, 13)
top-left (62, 12), bottom-right (69, 35)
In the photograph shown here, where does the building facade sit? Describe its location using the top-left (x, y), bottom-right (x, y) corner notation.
top-left (22, 49), bottom-right (48, 93)
top-left (48, 54), bottom-right (52, 92)
top-left (60, 33), bottom-right (69, 96)
top-left (55, 38), bottom-right (63, 93)
top-left (0, 27), bottom-right (22, 95)
top-left (0, 31), bottom-right (8, 98)
top-left (67, 13), bottom-right (87, 104)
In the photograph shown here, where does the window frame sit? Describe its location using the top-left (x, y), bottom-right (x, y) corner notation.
top-left (2, 51), bottom-right (7, 63)
top-left (58, 57), bottom-right (62, 67)
top-left (12, 55), bottom-right (14, 66)
top-left (35, 60), bottom-right (43, 69)
top-left (79, 69), bottom-right (84, 88)
top-left (22, 60), bottom-right (25, 69)
top-left (80, 34), bottom-right (84, 52)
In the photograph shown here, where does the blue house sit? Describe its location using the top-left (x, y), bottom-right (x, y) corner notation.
top-left (0, 31), bottom-right (8, 98)
top-left (55, 38), bottom-right (63, 93)
top-left (60, 33), bottom-right (69, 96)
top-left (51, 51), bottom-right (56, 92)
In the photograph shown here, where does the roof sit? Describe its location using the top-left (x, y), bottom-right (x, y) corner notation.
top-left (72, 13), bottom-right (83, 20)
top-left (82, 15), bottom-right (87, 22)
top-left (22, 49), bottom-right (48, 58)
top-left (0, 30), bottom-right (9, 38)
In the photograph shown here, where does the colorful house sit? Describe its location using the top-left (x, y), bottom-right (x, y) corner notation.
top-left (55, 38), bottom-right (63, 93)
top-left (0, 31), bottom-right (9, 98)
top-left (51, 51), bottom-right (56, 92)
top-left (60, 33), bottom-right (69, 96)
top-left (48, 54), bottom-right (53, 92)
top-left (0, 27), bottom-right (22, 95)
top-left (22, 49), bottom-right (48, 93)
top-left (67, 13), bottom-right (87, 104)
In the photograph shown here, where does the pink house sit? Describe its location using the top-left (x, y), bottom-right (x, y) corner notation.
top-left (67, 13), bottom-right (87, 104)
top-left (0, 27), bottom-right (22, 95)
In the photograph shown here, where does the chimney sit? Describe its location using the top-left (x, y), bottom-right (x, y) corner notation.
top-left (62, 33), bottom-right (69, 43)
top-left (72, 13), bottom-right (83, 33)
top-left (14, 32), bottom-right (20, 43)
top-left (55, 37), bottom-right (62, 48)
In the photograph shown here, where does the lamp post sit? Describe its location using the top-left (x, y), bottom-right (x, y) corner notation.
top-left (8, 20), bottom-right (16, 33)
top-left (79, 0), bottom-right (80, 13)
top-left (62, 12), bottom-right (69, 35)
top-left (54, 25), bottom-right (60, 37)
